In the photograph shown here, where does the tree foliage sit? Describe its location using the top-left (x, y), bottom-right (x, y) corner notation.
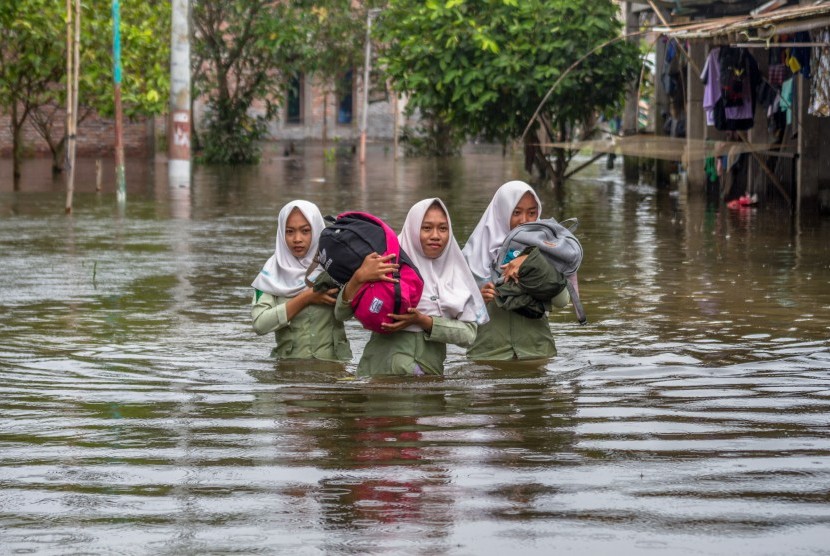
top-left (83, 0), bottom-right (170, 120)
top-left (192, 1), bottom-right (313, 163)
top-left (191, 0), bottom-right (382, 161)
top-left (375, 0), bottom-right (640, 184)
top-left (0, 0), bottom-right (66, 177)
top-left (300, 1), bottom-right (374, 142)
top-left (0, 0), bottom-right (170, 175)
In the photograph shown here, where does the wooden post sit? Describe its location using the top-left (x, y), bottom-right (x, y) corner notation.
top-left (359, 9), bottom-right (379, 164)
top-left (95, 159), bottom-right (102, 191)
top-left (685, 42), bottom-right (706, 190)
top-left (797, 74), bottom-right (820, 213)
top-left (621, 2), bottom-right (641, 182)
top-left (393, 93), bottom-right (399, 160)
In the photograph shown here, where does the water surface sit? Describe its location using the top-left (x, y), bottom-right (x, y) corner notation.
top-left (1, 144), bottom-right (829, 555)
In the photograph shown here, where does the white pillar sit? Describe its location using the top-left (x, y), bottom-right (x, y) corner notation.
top-left (169, 0), bottom-right (191, 188)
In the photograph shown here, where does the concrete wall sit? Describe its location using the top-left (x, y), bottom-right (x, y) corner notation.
top-left (233, 74), bottom-right (404, 144)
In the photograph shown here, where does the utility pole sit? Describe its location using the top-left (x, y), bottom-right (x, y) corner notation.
top-left (359, 9), bottom-right (380, 165)
top-left (169, 0), bottom-right (191, 188)
top-left (113, 0), bottom-right (126, 201)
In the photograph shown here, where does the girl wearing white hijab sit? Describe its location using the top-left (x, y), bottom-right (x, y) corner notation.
top-left (334, 198), bottom-right (488, 376)
top-left (251, 200), bottom-right (352, 362)
top-left (461, 181), bottom-right (570, 361)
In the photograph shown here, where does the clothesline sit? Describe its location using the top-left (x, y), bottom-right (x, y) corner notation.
top-left (526, 136), bottom-right (786, 163)
top-left (730, 42), bottom-right (830, 48)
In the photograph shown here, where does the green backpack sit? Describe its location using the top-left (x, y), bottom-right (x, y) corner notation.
top-left (492, 217), bottom-right (587, 325)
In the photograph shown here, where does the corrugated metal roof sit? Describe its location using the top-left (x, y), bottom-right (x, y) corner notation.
top-left (659, 2), bottom-right (830, 39)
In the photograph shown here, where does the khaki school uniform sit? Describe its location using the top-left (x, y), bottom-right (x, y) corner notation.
top-left (467, 250), bottom-right (570, 361)
top-left (334, 292), bottom-right (476, 376)
top-left (252, 290), bottom-right (352, 362)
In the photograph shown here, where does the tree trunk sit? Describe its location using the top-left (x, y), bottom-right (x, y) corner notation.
top-left (523, 127), bottom-right (554, 185)
top-left (435, 120), bottom-right (454, 156)
top-left (11, 102), bottom-right (23, 180)
top-left (51, 138), bottom-right (66, 174)
top-left (551, 146), bottom-right (566, 189)
top-left (322, 94), bottom-right (328, 143)
top-left (190, 97), bottom-right (200, 153)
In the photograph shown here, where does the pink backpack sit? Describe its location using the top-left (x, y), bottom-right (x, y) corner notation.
top-left (316, 211), bottom-right (424, 334)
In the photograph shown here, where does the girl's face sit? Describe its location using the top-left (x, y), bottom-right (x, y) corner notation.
top-left (509, 192), bottom-right (539, 230)
top-left (420, 204), bottom-right (450, 259)
top-left (284, 208), bottom-right (312, 258)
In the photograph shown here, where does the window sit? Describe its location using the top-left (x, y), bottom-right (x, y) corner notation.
top-left (337, 70), bottom-right (353, 125)
top-left (286, 74), bottom-right (303, 125)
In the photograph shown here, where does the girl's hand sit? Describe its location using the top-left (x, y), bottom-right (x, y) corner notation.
top-left (353, 253), bottom-right (399, 284)
top-left (500, 254), bottom-right (528, 284)
top-left (309, 287), bottom-right (338, 306)
top-left (480, 281), bottom-right (497, 303)
top-left (343, 253), bottom-right (399, 305)
top-left (382, 307), bottom-right (432, 333)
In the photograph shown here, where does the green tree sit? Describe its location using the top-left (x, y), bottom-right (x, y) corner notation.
top-left (376, 0), bottom-right (640, 186)
top-left (83, 1), bottom-right (170, 120)
top-left (0, 0), bottom-right (170, 176)
top-left (192, 1), bottom-right (314, 164)
top-left (301, 1), bottom-right (371, 143)
top-left (192, 1), bottom-right (379, 162)
top-left (0, 0), bottom-right (64, 179)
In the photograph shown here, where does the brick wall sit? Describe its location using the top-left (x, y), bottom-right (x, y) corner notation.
top-left (2, 76), bottom-right (407, 158)
top-left (0, 108), bottom-right (156, 157)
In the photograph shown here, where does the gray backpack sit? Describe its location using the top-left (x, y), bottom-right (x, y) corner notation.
top-left (492, 217), bottom-right (587, 324)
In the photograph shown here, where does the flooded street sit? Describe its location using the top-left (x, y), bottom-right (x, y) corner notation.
top-left (1, 144), bottom-right (829, 555)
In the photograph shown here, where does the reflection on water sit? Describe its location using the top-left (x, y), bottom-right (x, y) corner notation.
top-left (1, 144), bottom-right (829, 555)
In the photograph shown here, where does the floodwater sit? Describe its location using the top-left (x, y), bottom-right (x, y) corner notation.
top-left (1, 144), bottom-right (829, 555)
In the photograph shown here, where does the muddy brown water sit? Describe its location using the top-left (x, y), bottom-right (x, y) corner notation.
top-left (1, 144), bottom-right (829, 555)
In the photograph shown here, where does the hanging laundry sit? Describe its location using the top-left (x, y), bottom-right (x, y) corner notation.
top-left (768, 63), bottom-right (790, 88)
top-left (719, 47), bottom-right (748, 107)
top-left (781, 77), bottom-right (795, 126)
top-left (700, 47), bottom-right (759, 131)
top-left (791, 31), bottom-right (813, 79)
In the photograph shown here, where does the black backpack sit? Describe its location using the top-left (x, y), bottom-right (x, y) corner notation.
top-left (315, 212), bottom-right (389, 286)
top-left (312, 212), bottom-right (425, 334)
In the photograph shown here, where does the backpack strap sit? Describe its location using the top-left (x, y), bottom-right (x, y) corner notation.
top-left (559, 217), bottom-right (579, 232)
top-left (393, 261), bottom-right (402, 314)
top-left (304, 258), bottom-right (322, 288)
top-left (566, 273), bottom-right (588, 325)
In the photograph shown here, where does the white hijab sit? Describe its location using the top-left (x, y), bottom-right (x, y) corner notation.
top-left (399, 198), bottom-right (489, 330)
top-left (251, 200), bottom-right (325, 297)
top-left (461, 180), bottom-right (542, 284)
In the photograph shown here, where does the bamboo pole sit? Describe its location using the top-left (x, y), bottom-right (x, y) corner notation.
top-left (737, 131), bottom-right (792, 207)
top-left (521, 30), bottom-right (652, 144)
top-left (392, 92), bottom-right (399, 160)
top-left (65, 0), bottom-right (73, 213)
top-left (563, 153), bottom-right (607, 180)
top-left (65, 0), bottom-right (80, 214)
top-left (113, 0), bottom-right (126, 200)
